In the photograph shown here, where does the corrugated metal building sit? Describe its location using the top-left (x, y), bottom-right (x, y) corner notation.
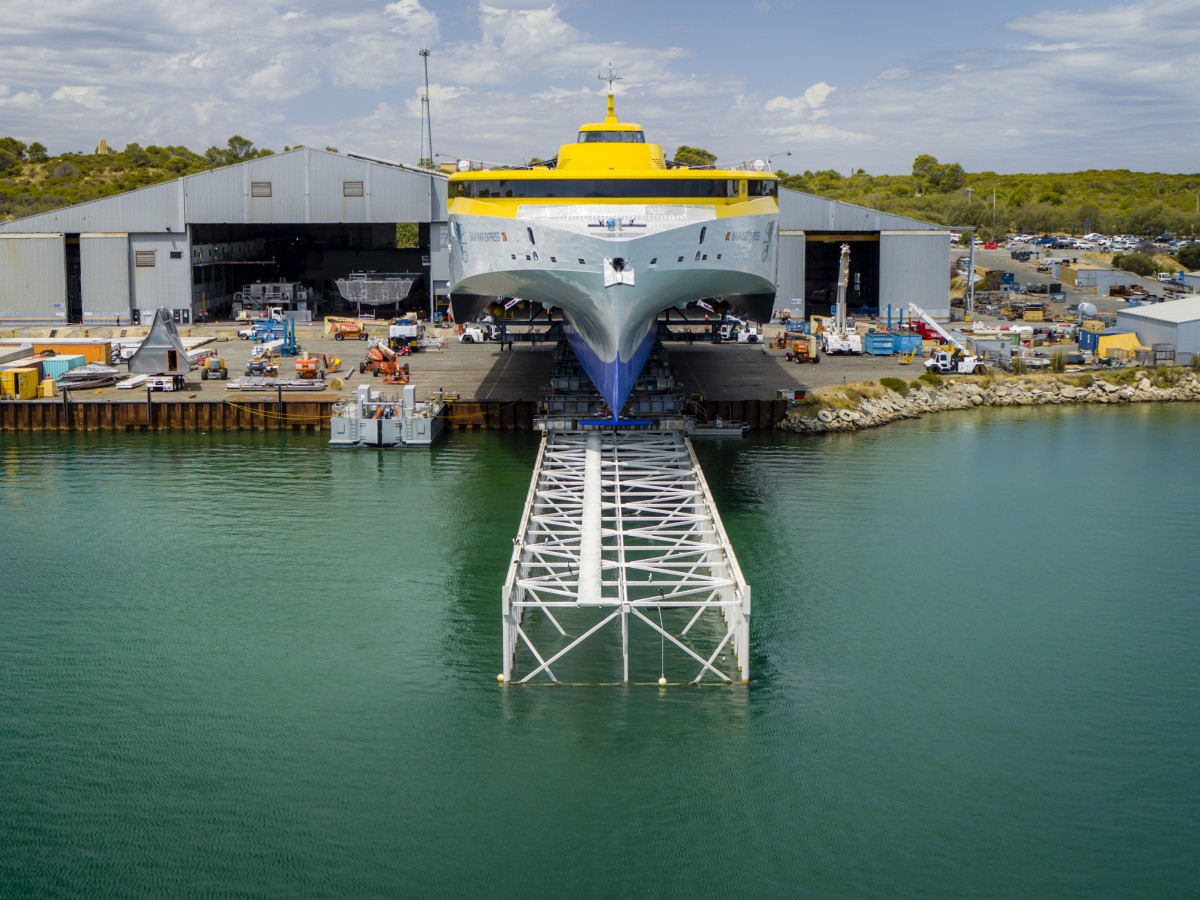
top-left (1059, 263), bottom-right (1128, 296)
top-left (0, 149), bottom-right (448, 324)
top-left (1115, 296), bottom-right (1200, 364)
top-left (777, 191), bottom-right (952, 320)
top-left (1, 156), bottom-right (951, 324)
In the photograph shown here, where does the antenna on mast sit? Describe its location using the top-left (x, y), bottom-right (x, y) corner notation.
top-left (598, 62), bottom-right (622, 94)
top-left (419, 48), bottom-right (434, 169)
top-left (598, 62), bottom-right (622, 121)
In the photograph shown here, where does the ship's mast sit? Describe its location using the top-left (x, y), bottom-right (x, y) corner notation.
top-left (598, 62), bottom-right (621, 121)
top-left (419, 47), bottom-right (434, 169)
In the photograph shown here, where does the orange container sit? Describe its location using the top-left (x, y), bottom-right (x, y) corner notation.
top-left (30, 341), bottom-right (112, 364)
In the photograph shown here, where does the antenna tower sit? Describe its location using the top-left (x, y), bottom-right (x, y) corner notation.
top-left (598, 61), bottom-right (622, 94)
top-left (419, 48), bottom-right (434, 169)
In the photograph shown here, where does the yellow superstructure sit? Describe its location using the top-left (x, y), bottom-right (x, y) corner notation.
top-left (448, 94), bottom-right (778, 219)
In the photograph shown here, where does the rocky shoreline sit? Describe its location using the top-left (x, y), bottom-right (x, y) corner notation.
top-left (779, 370), bottom-right (1200, 434)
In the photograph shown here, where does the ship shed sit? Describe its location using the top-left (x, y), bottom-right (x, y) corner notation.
top-left (0, 149), bottom-right (450, 325)
top-left (1115, 296), bottom-right (1200, 364)
top-left (777, 190), bottom-right (953, 320)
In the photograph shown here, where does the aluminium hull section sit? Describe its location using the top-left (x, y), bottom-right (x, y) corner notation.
top-left (449, 207), bottom-right (778, 365)
top-left (562, 315), bottom-right (659, 416)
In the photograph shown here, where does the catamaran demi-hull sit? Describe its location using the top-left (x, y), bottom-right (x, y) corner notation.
top-left (449, 207), bottom-right (777, 412)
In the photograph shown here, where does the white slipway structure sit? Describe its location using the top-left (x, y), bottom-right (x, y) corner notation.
top-left (501, 430), bottom-right (751, 685)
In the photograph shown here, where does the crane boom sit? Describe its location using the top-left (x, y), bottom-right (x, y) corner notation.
top-left (907, 302), bottom-right (966, 353)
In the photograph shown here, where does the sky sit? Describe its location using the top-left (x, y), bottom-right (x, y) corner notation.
top-left (1, 0), bottom-right (1198, 175)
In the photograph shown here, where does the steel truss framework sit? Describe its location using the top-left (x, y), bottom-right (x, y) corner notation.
top-left (501, 430), bottom-right (751, 684)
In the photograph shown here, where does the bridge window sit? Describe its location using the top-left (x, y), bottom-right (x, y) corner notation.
top-left (576, 130), bottom-right (645, 143)
top-left (450, 178), bottom-right (738, 200)
top-left (747, 179), bottom-right (778, 198)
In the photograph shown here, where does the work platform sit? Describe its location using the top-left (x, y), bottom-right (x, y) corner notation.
top-left (501, 428), bottom-right (751, 685)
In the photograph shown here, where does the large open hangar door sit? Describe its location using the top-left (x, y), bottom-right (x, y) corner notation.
top-left (189, 223), bottom-right (430, 317)
top-left (803, 232), bottom-right (880, 317)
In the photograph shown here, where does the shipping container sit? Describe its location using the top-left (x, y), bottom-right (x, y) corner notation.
top-left (1, 357), bottom-right (45, 380)
top-left (28, 341), bottom-right (112, 364)
top-left (38, 354), bottom-right (86, 381)
top-left (1, 367), bottom-right (41, 399)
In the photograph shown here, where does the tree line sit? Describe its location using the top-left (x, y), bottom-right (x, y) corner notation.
top-left (775, 154), bottom-right (1200, 242)
top-left (2, 137), bottom-right (1199, 245)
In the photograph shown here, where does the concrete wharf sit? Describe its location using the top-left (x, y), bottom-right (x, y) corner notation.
top-left (0, 321), bottom-right (833, 432)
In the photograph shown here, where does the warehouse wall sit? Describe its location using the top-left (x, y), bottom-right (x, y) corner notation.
top-left (129, 233), bottom-right (192, 320)
top-left (879, 231), bottom-right (951, 318)
top-left (0, 234), bottom-right (66, 322)
top-left (775, 231), bottom-right (805, 317)
top-left (80, 233), bottom-right (131, 323)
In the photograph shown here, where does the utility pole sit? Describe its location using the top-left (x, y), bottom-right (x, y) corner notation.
top-left (419, 48), bottom-right (434, 169)
top-left (418, 48), bottom-right (435, 322)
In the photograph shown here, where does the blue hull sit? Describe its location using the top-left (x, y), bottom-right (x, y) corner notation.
top-left (563, 317), bottom-right (658, 416)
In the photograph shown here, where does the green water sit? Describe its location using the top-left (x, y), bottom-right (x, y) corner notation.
top-left (2, 407), bottom-right (1198, 898)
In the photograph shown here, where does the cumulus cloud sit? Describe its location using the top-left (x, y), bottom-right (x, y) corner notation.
top-left (0, 86), bottom-right (42, 108)
top-left (51, 86), bottom-right (107, 109)
top-left (764, 82), bottom-right (836, 119)
top-left (0, 0), bottom-right (1196, 174)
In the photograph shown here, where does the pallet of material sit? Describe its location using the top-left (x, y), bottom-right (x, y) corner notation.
top-left (225, 377), bottom-right (327, 391)
top-left (116, 374), bottom-right (149, 389)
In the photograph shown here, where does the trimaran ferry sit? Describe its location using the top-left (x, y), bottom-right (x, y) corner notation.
top-left (447, 76), bottom-right (779, 416)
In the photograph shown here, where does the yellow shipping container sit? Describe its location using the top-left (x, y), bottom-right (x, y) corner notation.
top-left (1, 367), bottom-right (40, 399)
top-left (41, 378), bottom-right (57, 398)
top-left (1023, 309), bottom-right (1045, 322)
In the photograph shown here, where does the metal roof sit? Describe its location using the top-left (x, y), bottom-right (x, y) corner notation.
top-left (0, 149), bottom-right (448, 233)
top-left (780, 189), bottom-right (947, 232)
top-left (1116, 296), bottom-right (1200, 325)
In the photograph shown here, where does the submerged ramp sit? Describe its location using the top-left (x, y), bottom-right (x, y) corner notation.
top-left (501, 430), bottom-right (750, 685)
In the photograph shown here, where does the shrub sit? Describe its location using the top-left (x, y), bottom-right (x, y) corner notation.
top-left (1154, 366), bottom-right (1185, 387)
top-left (917, 372), bottom-right (943, 387)
top-left (879, 377), bottom-right (908, 394)
top-left (1176, 242), bottom-right (1200, 271)
top-left (1111, 252), bottom-right (1157, 277)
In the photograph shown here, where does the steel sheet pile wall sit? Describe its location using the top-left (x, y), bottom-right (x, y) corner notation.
top-left (1, 398), bottom-right (788, 433)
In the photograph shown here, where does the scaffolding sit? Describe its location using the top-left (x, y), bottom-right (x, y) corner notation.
top-left (500, 429), bottom-right (751, 685)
